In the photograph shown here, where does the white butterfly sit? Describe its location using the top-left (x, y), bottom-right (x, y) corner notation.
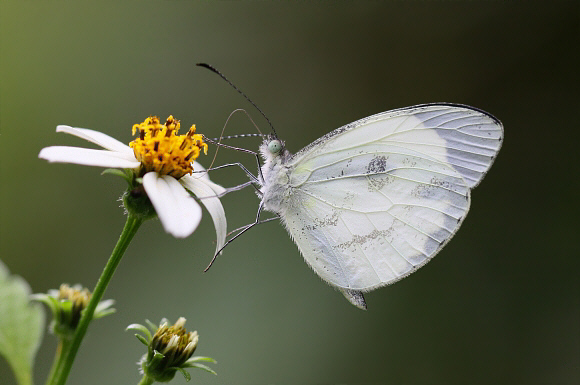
top-left (197, 66), bottom-right (504, 309)
top-left (213, 103), bottom-right (503, 309)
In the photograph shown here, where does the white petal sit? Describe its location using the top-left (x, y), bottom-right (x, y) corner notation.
top-left (191, 161), bottom-right (227, 195)
top-left (95, 299), bottom-right (115, 313)
top-left (142, 173), bottom-right (202, 238)
top-left (180, 175), bottom-right (227, 254)
top-left (201, 178), bottom-right (227, 196)
top-left (39, 146), bottom-right (140, 168)
top-left (56, 125), bottom-right (134, 155)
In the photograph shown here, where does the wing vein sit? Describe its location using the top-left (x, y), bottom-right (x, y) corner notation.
top-left (299, 189), bottom-right (463, 219)
top-left (367, 177), bottom-right (446, 245)
top-left (338, 215), bottom-right (384, 285)
top-left (444, 153), bottom-right (490, 167)
top-left (392, 113), bottom-right (415, 134)
top-left (305, 170), bottom-right (468, 199)
top-left (382, 138), bottom-right (499, 152)
top-left (305, 149), bottom-right (454, 174)
top-left (389, 125), bottom-right (501, 140)
top-left (418, 109), bottom-right (468, 125)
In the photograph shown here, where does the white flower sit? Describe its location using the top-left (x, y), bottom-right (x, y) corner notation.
top-left (38, 116), bottom-right (226, 253)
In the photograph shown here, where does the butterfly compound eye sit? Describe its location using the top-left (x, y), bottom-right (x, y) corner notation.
top-left (268, 140), bottom-right (282, 154)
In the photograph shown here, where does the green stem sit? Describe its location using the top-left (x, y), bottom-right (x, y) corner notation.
top-left (137, 375), bottom-right (155, 385)
top-left (45, 340), bottom-right (71, 385)
top-left (51, 215), bottom-right (144, 385)
top-left (45, 341), bottom-right (63, 384)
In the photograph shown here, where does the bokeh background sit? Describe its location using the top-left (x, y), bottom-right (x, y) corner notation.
top-left (1, 1), bottom-right (578, 384)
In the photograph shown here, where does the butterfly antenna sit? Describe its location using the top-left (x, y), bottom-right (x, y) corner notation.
top-left (203, 108), bottom-right (265, 173)
top-left (214, 108), bottom-right (265, 138)
top-left (214, 133), bottom-right (264, 141)
top-left (197, 63), bottom-right (278, 138)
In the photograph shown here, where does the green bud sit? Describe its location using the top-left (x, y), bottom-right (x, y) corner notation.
top-left (31, 284), bottom-right (115, 339)
top-left (128, 317), bottom-right (216, 383)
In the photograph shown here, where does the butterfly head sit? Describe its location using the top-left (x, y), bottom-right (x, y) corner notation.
top-left (267, 139), bottom-right (283, 155)
top-left (259, 135), bottom-right (290, 166)
top-left (260, 133), bottom-right (284, 154)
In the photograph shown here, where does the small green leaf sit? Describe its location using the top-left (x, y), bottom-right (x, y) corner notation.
top-left (0, 260), bottom-right (45, 385)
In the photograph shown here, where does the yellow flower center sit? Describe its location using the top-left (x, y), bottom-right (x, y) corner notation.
top-left (58, 284), bottom-right (91, 308)
top-left (129, 115), bottom-right (208, 179)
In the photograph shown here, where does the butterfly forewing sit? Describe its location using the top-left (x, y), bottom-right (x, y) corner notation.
top-left (278, 104), bottom-right (502, 291)
top-left (291, 104), bottom-right (502, 189)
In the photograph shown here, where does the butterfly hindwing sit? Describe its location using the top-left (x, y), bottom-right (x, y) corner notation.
top-left (277, 104), bottom-right (501, 291)
top-left (281, 146), bottom-right (470, 290)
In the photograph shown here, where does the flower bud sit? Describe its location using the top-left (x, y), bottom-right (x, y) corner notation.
top-left (128, 317), bottom-right (216, 383)
top-left (31, 284), bottom-right (115, 339)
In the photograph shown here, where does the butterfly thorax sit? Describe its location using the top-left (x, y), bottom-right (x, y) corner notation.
top-left (259, 140), bottom-right (293, 214)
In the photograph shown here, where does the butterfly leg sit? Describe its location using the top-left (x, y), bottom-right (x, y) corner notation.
top-left (194, 162), bottom-right (263, 198)
top-left (202, 136), bottom-right (265, 184)
top-left (204, 162), bottom-right (260, 185)
top-left (204, 201), bottom-right (273, 272)
top-left (217, 180), bottom-right (260, 197)
top-left (225, 216), bottom-right (279, 238)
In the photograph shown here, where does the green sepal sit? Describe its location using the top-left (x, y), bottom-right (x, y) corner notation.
top-left (122, 187), bottom-right (157, 221)
top-left (145, 319), bottom-right (159, 332)
top-left (184, 356), bottom-right (217, 364)
top-left (29, 293), bottom-right (58, 314)
top-left (101, 168), bottom-right (134, 185)
top-left (134, 334), bottom-right (150, 347)
top-left (32, 292), bottom-right (75, 337)
top-left (176, 367), bottom-right (191, 382)
top-left (189, 363), bottom-right (217, 375)
top-left (126, 323), bottom-right (153, 342)
top-left (144, 350), bottom-right (177, 382)
top-left (150, 350), bottom-right (165, 368)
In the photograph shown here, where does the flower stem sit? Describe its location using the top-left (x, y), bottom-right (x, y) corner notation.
top-left (50, 215), bottom-right (144, 385)
top-left (45, 340), bottom-right (70, 385)
top-left (137, 375), bottom-right (155, 385)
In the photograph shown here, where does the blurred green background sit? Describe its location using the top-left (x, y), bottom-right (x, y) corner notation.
top-left (1, 1), bottom-right (578, 384)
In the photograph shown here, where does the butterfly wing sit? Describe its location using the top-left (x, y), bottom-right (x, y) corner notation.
top-left (280, 104), bottom-right (502, 291)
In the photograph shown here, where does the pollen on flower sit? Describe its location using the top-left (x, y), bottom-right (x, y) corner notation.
top-left (129, 116), bottom-right (208, 179)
